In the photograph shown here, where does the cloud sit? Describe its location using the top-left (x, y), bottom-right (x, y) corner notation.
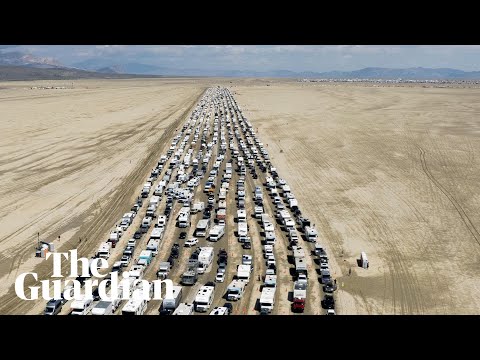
top-left (0, 45), bottom-right (19, 51)
top-left (6, 45), bottom-right (480, 73)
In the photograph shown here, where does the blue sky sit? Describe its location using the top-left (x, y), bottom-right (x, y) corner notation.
top-left (4, 45), bottom-right (480, 72)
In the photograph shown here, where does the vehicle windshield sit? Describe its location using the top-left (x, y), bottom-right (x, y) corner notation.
top-left (45, 306), bottom-right (55, 313)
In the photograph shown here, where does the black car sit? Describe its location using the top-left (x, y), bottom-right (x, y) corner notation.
top-left (136, 197), bottom-right (143, 206)
top-left (267, 263), bottom-right (276, 271)
top-left (323, 281), bottom-right (337, 293)
top-left (322, 294), bottom-right (335, 309)
top-left (205, 281), bottom-right (216, 288)
top-left (242, 241), bottom-right (252, 249)
top-left (167, 256), bottom-right (175, 266)
top-left (203, 210), bottom-right (211, 219)
top-left (75, 276), bottom-right (87, 287)
top-left (252, 173), bottom-right (258, 179)
top-left (92, 287), bottom-right (101, 301)
top-left (133, 231), bottom-right (142, 240)
top-left (179, 232), bottom-right (187, 240)
top-left (223, 303), bottom-right (233, 315)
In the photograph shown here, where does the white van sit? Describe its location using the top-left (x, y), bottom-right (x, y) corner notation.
top-left (195, 286), bottom-right (215, 312)
top-left (121, 299), bottom-right (148, 315)
top-left (70, 297), bottom-right (93, 315)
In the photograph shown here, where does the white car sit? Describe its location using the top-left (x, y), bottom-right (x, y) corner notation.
top-left (215, 272), bottom-right (225, 283)
top-left (265, 223), bottom-right (274, 232)
top-left (320, 263), bottom-right (329, 270)
top-left (185, 238), bottom-right (199, 247)
top-left (242, 255), bottom-right (252, 265)
top-left (266, 255), bottom-right (276, 267)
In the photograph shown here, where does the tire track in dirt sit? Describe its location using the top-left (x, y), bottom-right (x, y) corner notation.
top-left (419, 147), bottom-right (480, 247)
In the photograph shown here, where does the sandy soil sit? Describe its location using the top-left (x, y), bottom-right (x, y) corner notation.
top-left (233, 81), bottom-right (480, 314)
top-left (3, 77), bottom-right (480, 315)
top-left (0, 79), bottom-right (206, 314)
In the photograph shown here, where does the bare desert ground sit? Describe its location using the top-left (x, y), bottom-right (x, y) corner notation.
top-left (233, 81), bottom-right (480, 314)
top-left (1, 78), bottom-right (479, 315)
top-left (0, 79), bottom-right (206, 314)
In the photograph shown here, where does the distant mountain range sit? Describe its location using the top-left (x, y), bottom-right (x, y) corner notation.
top-left (3, 49), bottom-right (480, 80)
top-left (0, 65), bottom-right (162, 81)
top-left (0, 51), bottom-right (62, 68)
top-left (73, 60), bottom-right (480, 79)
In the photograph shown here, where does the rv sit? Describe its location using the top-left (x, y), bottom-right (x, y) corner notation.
top-left (210, 307), bottom-right (229, 315)
top-left (191, 201), bottom-right (205, 214)
top-left (259, 287), bottom-right (276, 314)
top-left (177, 208), bottom-right (190, 228)
top-left (264, 275), bottom-right (277, 288)
top-left (218, 200), bottom-right (227, 209)
top-left (264, 244), bottom-right (274, 259)
top-left (117, 278), bottom-right (136, 298)
top-left (97, 242), bottom-right (111, 260)
top-left (121, 299), bottom-right (148, 315)
top-left (227, 280), bottom-right (247, 301)
top-left (216, 208), bottom-right (226, 223)
top-left (146, 239), bottom-right (160, 256)
top-left (219, 189), bottom-right (227, 200)
top-left (150, 227), bottom-right (164, 240)
top-left (237, 222), bottom-right (248, 238)
top-left (70, 297), bottom-right (93, 315)
top-left (195, 285), bottom-right (215, 312)
top-left (197, 247), bottom-right (214, 274)
top-left (254, 205), bottom-right (264, 219)
top-left (160, 286), bottom-right (183, 315)
top-left (289, 198), bottom-right (298, 209)
top-left (128, 264), bottom-right (145, 280)
top-left (237, 209), bottom-right (247, 222)
top-left (236, 264), bottom-right (252, 283)
top-left (149, 195), bottom-right (161, 208)
top-left (139, 250), bottom-right (153, 266)
top-left (154, 185), bottom-right (164, 196)
top-left (141, 217), bottom-right (152, 233)
top-left (265, 231), bottom-right (276, 245)
top-left (261, 214), bottom-right (272, 228)
top-left (285, 219), bottom-right (296, 232)
top-left (209, 225), bottom-right (225, 242)
top-left (91, 300), bottom-right (114, 315)
top-left (157, 215), bottom-right (167, 228)
top-left (172, 303), bottom-right (194, 315)
top-left (195, 219), bottom-right (210, 237)
top-left (305, 226), bottom-right (318, 242)
top-left (157, 262), bottom-right (171, 279)
top-left (292, 279), bottom-right (307, 312)
top-left (181, 259), bottom-right (199, 285)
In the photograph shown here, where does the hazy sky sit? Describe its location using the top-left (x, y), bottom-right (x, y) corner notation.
top-left (4, 45), bottom-right (480, 71)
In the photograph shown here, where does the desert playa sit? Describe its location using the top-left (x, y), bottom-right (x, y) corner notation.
top-left (0, 78), bottom-right (479, 314)
top-left (234, 81), bottom-right (480, 314)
